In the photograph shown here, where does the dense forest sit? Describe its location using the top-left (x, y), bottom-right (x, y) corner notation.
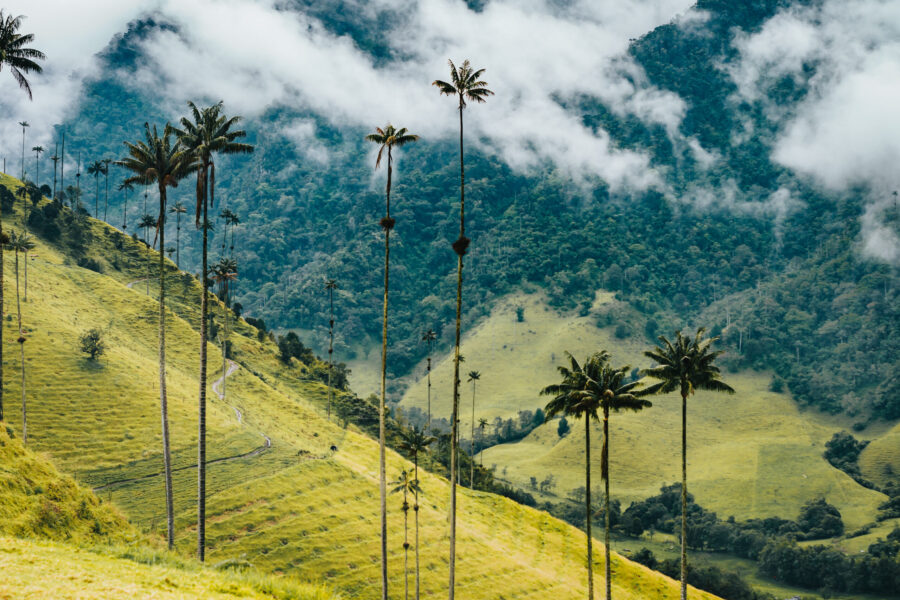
top-left (49, 0), bottom-right (898, 421)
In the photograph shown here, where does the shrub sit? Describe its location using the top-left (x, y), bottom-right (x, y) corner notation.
top-left (79, 329), bottom-right (105, 360)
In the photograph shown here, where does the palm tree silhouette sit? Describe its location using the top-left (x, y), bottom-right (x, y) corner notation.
top-left (118, 180), bottom-right (133, 231)
top-left (433, 60), bottom-right (493, 596)
top-left (176, 101), bottom-right (252, 561)
top-left (87, 160), bottom-right (105, 218)
top-left (0, 12), bottom-right (45, 99)
top-left (477, 418), bottom-right (488, 466)
top-left (116, 122), bottom-right (195, 550)
top-left (467, 371), bottom-right (481, 487)
top-left (422, 329), bottom-right (437, 429)
top-left (169, 202), bottom-right (187, 269)
top-left (212, 257), bottom-right (237, 404)
top-left (365, 122), bottom-right (419, 600)
top-left (542, 351), bottom-right (608, 599)
top-left (325, 279), bottom-right (338, 419)
top-left (31, 146), bottom-right (43, 189)
top-left (6, 231), bottom-right (34, 443)
top-left (641, 329), bottom-right (734, 600)
top-left (397, 426), bottom-right (435, 600)
top-left (391, 469), bottom-right (422, 600)
top-left (102, 158), bottom-right (112, 222)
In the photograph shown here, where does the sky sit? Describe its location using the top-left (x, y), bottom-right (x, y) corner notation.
top-left (1, 0), bottom-right (898, 261)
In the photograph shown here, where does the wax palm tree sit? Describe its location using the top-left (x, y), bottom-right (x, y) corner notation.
top-left (397, 426), bottom-right (435, 600)
top-left (138, 214), bottom-right (156, 244)
top-left (169, 202), bottom-right (187, 269)
top-left (116, 122), bottom-right (194, 551)
top-left (226, 210), bottom-right (239, 258)
top-left (422, 329), bottom-right (437, 428)
top-left (433, 61), bottom-right (493, 596)
top-left (31, 146), bottom-right (43, 188)
top-left (212, 258), bottom-right (237, 403)
top-left (18, 121), bottom-right (29, 181)
top-left (50, 145), bottom-right (59, 201)
top-left (542, 350), bottom-right (609, 599)
top-left (102, 158), bottom-right (112, 222)
top-left (582, 360), bottom-right (652, 600)
top-left (218, 208), bottom-right (235, 258)
top-left (87, 160), bottom-right (105, 217)
top-left (365, 122), bottom-right (419, 600)
top-left (641, 329), bottom-right (734, 600)
top-left (7, 232), bottom-right (34, 443)
top-left (176, 100), bottom-right (252, 562)
top-left (0, 12), bottom-right (44, 100)
top-left (325, 278), bottom-right (338, 418)
top-left (477, 418), bottom-right (488, 466)
top-left (466, 371), bottom-right (481, 487)
top-left (391, 469), bottom-right (422, 600)
top-left (118, 180), bottom-right (133, 230)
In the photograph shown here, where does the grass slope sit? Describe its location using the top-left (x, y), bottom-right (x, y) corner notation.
top-left (400, 292), bottom-right (890, 529)
top-left (0, 178), bottom-right (716, 599)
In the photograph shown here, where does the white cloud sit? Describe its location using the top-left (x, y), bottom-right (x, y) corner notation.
top-left (122, 0), bottom-right (696, 189)
top-left (729, 0), bottom-right (900, 263)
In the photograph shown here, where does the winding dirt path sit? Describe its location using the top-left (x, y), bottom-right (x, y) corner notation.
top-left (92, 359), bottom-right (272, 493)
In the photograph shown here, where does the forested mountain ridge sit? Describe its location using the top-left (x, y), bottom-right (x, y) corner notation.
top-left (51, 0), bottom-right (898, 420)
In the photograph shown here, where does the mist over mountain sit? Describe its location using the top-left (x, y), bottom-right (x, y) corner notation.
top-left (6, 0), bottom-right (898, 418)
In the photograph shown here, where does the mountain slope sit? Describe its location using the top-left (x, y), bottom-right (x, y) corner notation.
top-left (0, 178), bottom-right (721, 599)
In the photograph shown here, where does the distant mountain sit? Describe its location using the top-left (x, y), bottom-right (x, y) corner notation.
top-left (54, 0), bottom-right (898, 421)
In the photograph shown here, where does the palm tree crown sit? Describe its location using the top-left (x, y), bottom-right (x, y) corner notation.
top-left (175, 101), bottom-right (253, 225)
top-left (432, 59), bottom-right (495, 109)
top-left (365, 125), bottom-right (419, 169)
top-left (641, 328), bottom-right (735, 399)
top-left (0, 12), bottom-right (45, 99)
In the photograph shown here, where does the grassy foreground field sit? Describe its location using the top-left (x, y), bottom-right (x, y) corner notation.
top-left (399, 292), bottom-right (892, 530)
top-left (0, 177), bottom-right (718, 598)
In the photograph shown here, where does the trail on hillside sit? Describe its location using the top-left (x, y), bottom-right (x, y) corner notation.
top-left (92, 359), bottom-right (271, 493)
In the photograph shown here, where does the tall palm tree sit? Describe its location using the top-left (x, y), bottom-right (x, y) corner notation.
top-left (0, 12), bottom-right (44, 100)
top-left (641, 329), bottom-right (734, 600)
top-left (102, 158), bottom-right (112, 222)
top-left (219, 208), bottom-right (234, 258)
top-left (390, 469), bottom-right (422, 600)
top-left (176, 100), bottom-right (253, 562)
top-left (50, 145), bottom-right (59, 202)
top-left (365, 122), bottom-right (419, 600)
top-left (18, 121), bottom-right (29, 181)
top-left (477, 418), bottom-right (488, 467)
top-left (118, 180), bottom-right (133, 231)
top-left (422, 329), bottom-right (436, 429)
top-left (116, 122), bottom-right (194, 551)
top-left (169, 202), bottom-right (187, 269)
top-left (226, 210), bottom-right (239, 258)
top-left (433, 61), bottom-right (493, 596)
top-left (7, 231), bottom-right (34, 443)
top-left (542, 350), bottom-right (609, 599)
top-left (325, 278), bottom-right (338, 418)
top-left (397, 426), bottom-right (435, 600)
top-left (466, 370), bottom-right (481, 487)
top-left (31, 146), bottom-right (43, 188)
top-left (87, 160), bottom-right (105, 217)
top-left (212, 258), bottom-right (237, 403)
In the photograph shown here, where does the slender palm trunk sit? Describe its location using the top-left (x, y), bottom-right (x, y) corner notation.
top-left (198, 166), bottom-right (210, 562)
top-left (585, 417), bottom-right (594, 599)
top-left (426, 357), bottom-right (432, 430)
top-left (221, 282), bottom-right (228, 401)
top-left (157, 184), bottom-right (174, 550)
top-left (404, 491), bottom-right (410, 600)
top-left (470, 381), bottom-right (476, 487)
top-left (328, 289), bottom-right (334, 419)
top-left (95, 177), bottom-right (99, 218)
top-left (603, 408), bottom-right (611, 600)
top-left (379, 150), bottom-right (393, 600)
top-left (680, 392), bottom-right (688, 600)
top-left (414, 454), bottom-right (421, 600)
top-left (175, 211), bottom-right (181, 269)
top-left (15, 251), bottom-right (25, 443)
top-left (23, 250), bottom-right (28, 302)
top-left (104, 172), bottom-right (109, 222)
top-left (448, 97), bottom-right (467, 600)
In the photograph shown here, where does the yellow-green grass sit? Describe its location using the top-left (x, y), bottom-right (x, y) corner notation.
top-left (0, 180), bottom-right (720, 599)
top-left (0, 425), bottom-right (133, 543)
top-left (859, 420), bottom-right (900, 489)
top-left (396, 291), bottom-right (889, 529)
top-left (0, 536), bottom-right (337, 600)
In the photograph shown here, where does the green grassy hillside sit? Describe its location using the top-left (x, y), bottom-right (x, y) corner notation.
top-left (0, 178), bottom-right (718, 599)
top-left (399, 291), bottom-right (893, 530)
